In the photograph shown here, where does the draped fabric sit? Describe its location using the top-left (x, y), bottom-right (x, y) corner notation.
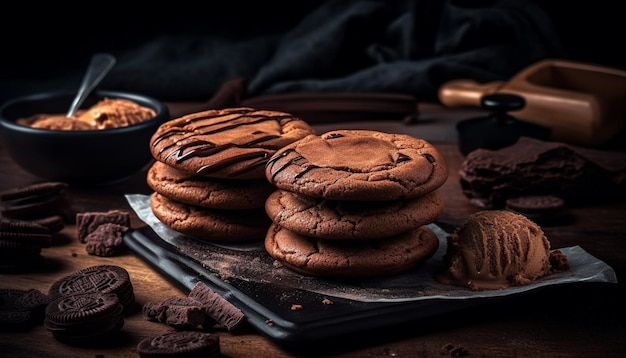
top-left (1, 0), bottom-right (566, 104)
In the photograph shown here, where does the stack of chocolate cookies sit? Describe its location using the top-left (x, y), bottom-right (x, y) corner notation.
top-left (147, 107), bottom-right (315, 242)
top-left (264, 129), bottom-right (449, 279)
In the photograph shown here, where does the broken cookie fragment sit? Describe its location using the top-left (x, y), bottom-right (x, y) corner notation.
top-left (76, 209), bottom-right (131, 243)
top-left (84, 223), bottom-right (128, 257)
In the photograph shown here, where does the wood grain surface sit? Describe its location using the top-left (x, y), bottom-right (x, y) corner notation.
top-left (1, 103), bottom-right (625, 358)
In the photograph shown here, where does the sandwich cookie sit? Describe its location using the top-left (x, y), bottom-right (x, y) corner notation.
top-left (44, 292), bottom-right (124, 344)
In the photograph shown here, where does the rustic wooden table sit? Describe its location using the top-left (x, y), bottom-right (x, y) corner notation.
top-left (1, 103), bottom-right (625, 357)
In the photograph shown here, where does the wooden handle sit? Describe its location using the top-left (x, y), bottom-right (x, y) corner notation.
top-left (438, 79), bottom-right (505, 107)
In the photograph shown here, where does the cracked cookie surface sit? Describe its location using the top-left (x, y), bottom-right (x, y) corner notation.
top-left (150, 192), bottom-right (271, 242)
top-left (264, 223), bottom-right (439, 279)
top-left (147, 161), bottom-right (275, 210)
top-left (265, 189), bottom-right (443, 240)
top-left (265, 129), bottom-right (448, 201)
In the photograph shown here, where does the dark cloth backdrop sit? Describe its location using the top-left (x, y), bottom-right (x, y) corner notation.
top-left (0, 0), bottom-right (621, 106)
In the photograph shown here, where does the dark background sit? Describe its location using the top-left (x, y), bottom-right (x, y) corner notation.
top-left (1, 1), bottom-right (624, 105)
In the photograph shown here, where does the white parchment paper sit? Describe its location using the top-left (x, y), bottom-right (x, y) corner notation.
top-left (126, 194), bottom-right (618, 303)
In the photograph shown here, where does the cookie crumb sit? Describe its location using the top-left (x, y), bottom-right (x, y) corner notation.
top-left (441, 343), bottom-right (469, 357)
top-left (265, 319), bottom-right (274, 326)
top-left (322, 298), bottom-right (333, 305)
top-left (290, 304), bottom-right (303, 311)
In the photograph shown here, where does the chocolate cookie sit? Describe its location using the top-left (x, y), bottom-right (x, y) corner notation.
top-left (44, 292), bottom-right (124, 344)
top-left (48, 265), bottom-right (135, 313)
top-left (76, 209), bottom-right (131, 243)
top-left (0, 288), bottom-right (51, 331)
top-left (147, 160), bottom-right (275, 210)
top-left (0, 218), bottom-right (52, 273)
top-left (149, 107), bottom-right (315, 179)
top-left (137, 331), bottom-right (220, 358)
top-left (505, 195), bottom-right (568, 224)
top-left (0, 181), bottom-right (70, 231)
top-left (265, 223), bottom-right (440, 279)
top-left (265, 130), bottom-right (448, 201)
top-left (150, 192), bottom-right (271, 242)
top-left (84, 223), bottom-right (128, 257)
top-left (265, 189), bottom-right (444, 240)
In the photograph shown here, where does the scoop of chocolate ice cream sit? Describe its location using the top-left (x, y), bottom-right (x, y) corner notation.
top-left (76, 98), bottom-right (155, 129)
top-left (435, 210), bottom-right (568, 291)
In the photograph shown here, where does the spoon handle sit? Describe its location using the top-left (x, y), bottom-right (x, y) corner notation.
top-left (66, 53), bottom-right (116, 117)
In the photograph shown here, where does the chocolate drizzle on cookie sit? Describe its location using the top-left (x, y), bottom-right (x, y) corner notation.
top-left (150, 107), bottom-right (314, 179)
top-left (423, 153), bottom-right (436, 163)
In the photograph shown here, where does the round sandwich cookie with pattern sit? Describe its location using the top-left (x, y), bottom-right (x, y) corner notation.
top-left (265, 129), bottom-right (448, 201)
top-left (149, 107), bottom-right (315, 179)
top-left (0, 218), bottom-right (52, 273)
top-left (150, 192), bottom-right (271, 242)
top-left (265, 223), bottom-right (440, 279)
top-left (137, 331), bottom-right (220, 358)
top-left (44, 292), bottom-right (124, 344)
top-left (0, 288), bottom-right (51, 331)
top-left (48, 265), bottom-right (135, 313)
top-left (147, 160), bottom-right (275, 210)
top-left (265, 189), bottom-right (444, 240)
top-left (505, 195), bottom-right (569, 225)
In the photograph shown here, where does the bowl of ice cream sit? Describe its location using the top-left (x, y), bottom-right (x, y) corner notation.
top-left (0, 90), bottom-right (170, 185)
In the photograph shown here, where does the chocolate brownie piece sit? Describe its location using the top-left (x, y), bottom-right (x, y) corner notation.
top-left (76, 210), bottom-right (131, 243)
top-left (84, 223), bottom-right (128, 257)
top-left (460, 137), bottom-right (626, 208)
top-left (44, 292), bottom-right (124, 344)
top-left (0, 218), bottom-right (52, 273)
top-left (265, 129), bottom-right (448, 201)
top-left (149, 107), bottom-right (315, 179)
top-left (137, 331), bottom-right (220, 358)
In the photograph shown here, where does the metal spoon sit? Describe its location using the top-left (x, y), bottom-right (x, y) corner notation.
top-left (66, 53), bottom-right (116, 117)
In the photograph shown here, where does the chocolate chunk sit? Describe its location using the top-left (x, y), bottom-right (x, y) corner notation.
top-left (76, 210), bottom-right (131, 243)
top-left (44, 292), bottom-right (124, 344)
top-left (188, 281), bottom-right (245, 331)
top-left (84, 223), bottom-right (128, 257)
top-left (460, 137), bottom-right (626, 208)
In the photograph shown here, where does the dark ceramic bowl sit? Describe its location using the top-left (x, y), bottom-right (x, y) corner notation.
top-left (0, 90), bottom-right (169, 185)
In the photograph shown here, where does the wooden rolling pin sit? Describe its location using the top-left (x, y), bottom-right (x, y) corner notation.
top-left (438, 59), bottom-right (626, 146)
